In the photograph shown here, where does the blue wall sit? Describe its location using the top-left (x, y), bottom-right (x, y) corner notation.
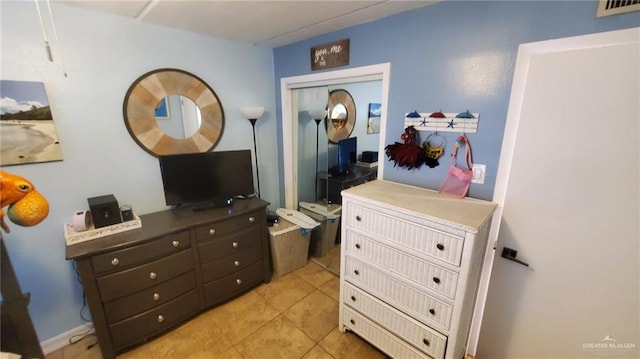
top-left (1, 2), bottom-right (278, 344)
top-left (274, 0), bottom-right (640, 201)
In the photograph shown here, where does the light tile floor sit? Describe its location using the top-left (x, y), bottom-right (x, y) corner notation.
top-left (44, 260), bottom-right (388, 359)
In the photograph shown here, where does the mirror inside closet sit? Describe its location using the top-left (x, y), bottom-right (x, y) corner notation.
top-left (294, 80), bottom-right (382, 274)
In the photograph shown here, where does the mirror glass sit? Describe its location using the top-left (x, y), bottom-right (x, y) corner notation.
top-left (330, 104), bottom-right (347, 130)
top-left (294, 81), bottom-right (381, 275)
top-left (123, 68), bottom-right (224, 157)
top-left (155, 96), bottom-right (202, 139)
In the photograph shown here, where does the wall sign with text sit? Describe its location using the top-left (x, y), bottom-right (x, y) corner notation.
top-left (311, 39), bottom-right (349, 71)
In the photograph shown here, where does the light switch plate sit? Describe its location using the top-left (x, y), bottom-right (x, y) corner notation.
top-left (472, 164), bottom-right (486, 184)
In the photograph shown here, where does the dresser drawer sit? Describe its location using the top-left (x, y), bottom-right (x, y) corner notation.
top-left (103, 270), bottom-right (197, 323)
top-left (342, 306), bottom-right (435, 359)
top-left (110, 289), bottom-right (199, 350)
top-left (91, 231), bottom-right (190, 274)
top-left (343, 256), bottom-right (453, 331)
top-left (194, 211), bottom-right (261, 242)
top-left (203, 260), bottom-right (264, 306)
top-left (343, 283), bottom-right (447, 359)
top-left (97, 249), bottom-right (194, 302)
top-left (198, 227), bottom-right (260, 263)
top-left (201, 243), bottom-right (262, 282)
top-left (346, 233), bottom-right (459, 299)
top-left (342, 203), bottom-right (464, 266)
top-left (344, 202), bottom-right (464, 266)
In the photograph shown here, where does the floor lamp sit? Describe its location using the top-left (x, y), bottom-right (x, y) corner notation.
top-left (240, 106), bottom-right (265, 198)
top-left (309, 110), bottom-right (327, 202)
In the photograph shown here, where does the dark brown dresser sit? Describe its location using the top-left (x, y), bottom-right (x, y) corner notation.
top-left (65, 198), bottom-right (271, 359)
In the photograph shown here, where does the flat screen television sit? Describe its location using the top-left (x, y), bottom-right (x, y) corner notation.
top-left (335, 136), bottom-right (357, 175)
top-left (158, 150), bottom-right (255, 209)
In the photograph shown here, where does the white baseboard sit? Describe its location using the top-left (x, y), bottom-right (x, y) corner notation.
top-left (40, 323), bottom-right (94, 355)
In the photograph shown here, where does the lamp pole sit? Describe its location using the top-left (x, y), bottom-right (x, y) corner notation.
top-left (314, 118), bottom-right (322, 202)
top-left (249, 118), bottom-right (260, 198)
top-left (240, 107), bottom-right (265, 199)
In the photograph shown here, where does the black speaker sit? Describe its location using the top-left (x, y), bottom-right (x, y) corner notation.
top-left (361, 151), bottom-right (378, 163)
top-left (88, 194), bottom-right (122, 228)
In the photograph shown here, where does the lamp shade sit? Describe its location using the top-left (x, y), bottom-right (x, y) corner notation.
top-left (240, 106), bottom-right (265, 120)
top-left (309, 109), bottom-right (327, 121)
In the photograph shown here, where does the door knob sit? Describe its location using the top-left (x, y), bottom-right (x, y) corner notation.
top-left (501, 247), bottom-right (530, 267)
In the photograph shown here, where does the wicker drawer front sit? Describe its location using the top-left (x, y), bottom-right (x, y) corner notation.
top-left (103, 270), bottom-right (197, 323)
top-left (343, 283), bottom-right (447, 359)
top-left (345, 233), bottom-right (459, 299)
top-left (344, 203), bottom-right (464, 266)
top-left (201, 243), bottom-right (262, 282)
top-left (343, 256), bottom-right (452, 331)
top-left (110, 289), bottom-right (199, 350)
top-left (198, 227), bottom-right (260, 263)
top-left (91, 231), bottom-right (190, 274)
top-left (342, 306), bottom-right (434, 359)
top-left (97, 249), bottom-right (194, 302)
top-left (194, 211), bottom-right (261, 242)
top-left (203, 261), bottom-right (264, 306)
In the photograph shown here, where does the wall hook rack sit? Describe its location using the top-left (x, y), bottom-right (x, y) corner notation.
top-left (404, 111), bottom-right (480, 134)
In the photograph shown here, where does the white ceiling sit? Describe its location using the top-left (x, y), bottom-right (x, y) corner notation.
top-left (57, 0), bottom-right (438, 48)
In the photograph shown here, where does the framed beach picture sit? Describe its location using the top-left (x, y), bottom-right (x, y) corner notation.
top-left (367, 103), bottom-right (381, 134)
top-left (0, 80), bottom-right (63, 166)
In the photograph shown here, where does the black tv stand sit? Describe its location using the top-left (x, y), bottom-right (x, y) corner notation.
top-left (328, 164), bottom-right (355, 176)
top-left (322, 166), bottom-right (377, 204)
top-left (192, 198), bottom-right (234, 212)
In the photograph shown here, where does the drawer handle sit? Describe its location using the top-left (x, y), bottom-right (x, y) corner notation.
top-left (350, 319), bottom-right (355, 325)
top-left (149, 272), bottom-right (157, 280)
top-left (355, 243), bottom-right (361, 249)
top-left (232, 242), bottom-right (239, 248)
top-left (350, 296), bottom-right (356, 302)
top-left (248, 216), bottom-right (255, 223)
top-left (354, 270), bottom-right (360, 276)
top-left (157, 315), bottom-right (165, 323)
top-left (236, 278), bottom-right (242, 285)
top-left (429, 308), bottom-right (436, 315)
top-left (111, 257), bottom-right (119, 266)
top-left (432, 277), bottom-right (440, 284)
top-left (153, 293), bottom-right (160, 301)
top-left (355, 215), bottom-right (362, 222)
top-left (423, 338), bottom-right (430, 346)
top-left (436, 243), bottom-right (445, 251)
top-left (209, 229), bottom-right (216, 236)
top-left (234, 260), bottom-right (240, 267)
top-left (172, 240), bottom-right (180, 248)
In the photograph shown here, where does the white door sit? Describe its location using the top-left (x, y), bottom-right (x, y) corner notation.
top-left (476, 28), bottom-right (639, 359)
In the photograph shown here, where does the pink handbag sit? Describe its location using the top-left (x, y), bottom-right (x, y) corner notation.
top-left (439, 136), bottom-right (473, 198)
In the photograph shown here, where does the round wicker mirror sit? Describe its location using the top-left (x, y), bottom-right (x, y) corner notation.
top-left (326, 89), bottom-right (355, 143)
top-left (123, 68), bottom-right (224, 156)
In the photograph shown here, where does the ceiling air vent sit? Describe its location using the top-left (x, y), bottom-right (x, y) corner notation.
top-left (597, 0), bottom-right (640, 17)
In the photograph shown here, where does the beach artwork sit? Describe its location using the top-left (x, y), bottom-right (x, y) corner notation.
top-left (367, 103), bottom-right (381, 134)
top-left (0, 80), bottom-right (63, 166)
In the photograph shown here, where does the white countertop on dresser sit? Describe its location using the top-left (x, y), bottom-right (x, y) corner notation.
top-left (341, 180), bottom-right (497, 233)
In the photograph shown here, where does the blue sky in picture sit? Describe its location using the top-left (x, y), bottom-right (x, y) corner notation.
top-left (0, 80), bottom-right (50, 114)
top-left (369, 103), bottom-right (381, 117)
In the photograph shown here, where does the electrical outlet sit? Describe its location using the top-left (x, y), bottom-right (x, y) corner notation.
top-left (472, 164), bottom-right (486, 184)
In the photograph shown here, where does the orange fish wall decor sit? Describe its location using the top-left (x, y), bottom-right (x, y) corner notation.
top-left (0, 169), bottom-right (49, 233)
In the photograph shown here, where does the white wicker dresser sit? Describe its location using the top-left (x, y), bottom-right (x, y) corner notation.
top-left (339, 180), bottom-right (496, 359)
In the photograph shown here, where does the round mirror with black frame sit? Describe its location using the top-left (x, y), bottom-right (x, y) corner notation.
top-left (326, 89), bottom-right (355, 143)
top-left (123, 68), bottom-right (224, 156)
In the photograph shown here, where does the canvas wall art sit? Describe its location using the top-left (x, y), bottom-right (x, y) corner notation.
top-left (0, 80), bottom-right (63, 166)
top-left (367, 103), bottom-right (381, 134)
